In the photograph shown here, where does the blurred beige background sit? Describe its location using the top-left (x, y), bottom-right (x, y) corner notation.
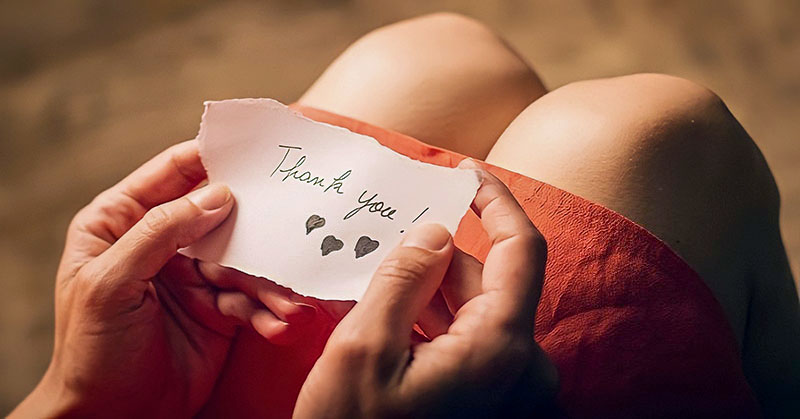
top-left (1, 0), bottom-right (798, 412)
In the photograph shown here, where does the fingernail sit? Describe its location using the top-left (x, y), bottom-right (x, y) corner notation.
top-left (291, 303), bottom-right (317, 324)
top-left (457, 158), bottom-right (486, 185)
top-left (457, 158), bottom-right (481, 169)
top-left (402, 223), bottom-right (451, 251)
top-left (188, 184), bottom-right (231, 210)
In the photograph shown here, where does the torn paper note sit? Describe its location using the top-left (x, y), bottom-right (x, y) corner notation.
top-left (182, 99), bottom-right (481, 301)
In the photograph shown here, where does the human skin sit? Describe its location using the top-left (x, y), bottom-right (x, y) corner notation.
top-left (13, 11), bottom-right (798, 417)
top-left (9, 141), bottom-right (315, 418)
top-left (300, 13), bottom-right (800, 416)
top-left (293, 161), bottom-right (558, 418)
top-left (11, 141), bottom-right (556, 417)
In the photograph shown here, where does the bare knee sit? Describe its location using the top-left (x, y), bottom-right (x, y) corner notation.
top-left (307, 12), bottom-right (537, 98)
top-left (615, 79), bottom-right (796, 417)
top-left (600, 73), bottom-right (779, 215)
top-left (300, 13), bottom-right (545, 158)
top-left (490, 73), bottom-right (780, 337)
top-left (569, 73), bottom-right (741, 160)
top-left (361, 12), bottom-right (500, 51)
top-left (491, 72), bottom-right (777, 218)
top-left (522, 73), bottom-right (734, 155)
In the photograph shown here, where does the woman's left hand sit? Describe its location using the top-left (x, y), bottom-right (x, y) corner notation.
top-left (294, 165), bottom-right (559, 418)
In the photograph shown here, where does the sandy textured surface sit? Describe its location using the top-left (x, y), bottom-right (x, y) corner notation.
top-left (1, 0), bottom-right (798, 412)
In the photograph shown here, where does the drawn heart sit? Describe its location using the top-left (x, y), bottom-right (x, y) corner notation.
top-left (355, 236), bottom-right (380, 259)
top-left (321, 235), bottom-right (344, 256)
top-left (306, 214), bottom-right (326, 235)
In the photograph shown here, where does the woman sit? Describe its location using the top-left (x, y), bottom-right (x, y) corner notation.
top-left (12, 13), bottom-right (798, 418)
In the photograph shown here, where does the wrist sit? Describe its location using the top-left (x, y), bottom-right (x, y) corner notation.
top-left (10, 364), bottom-right (84, 418)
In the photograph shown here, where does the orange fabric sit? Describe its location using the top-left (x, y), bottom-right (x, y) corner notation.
top-left (199, 106), bottom-right (760, 418)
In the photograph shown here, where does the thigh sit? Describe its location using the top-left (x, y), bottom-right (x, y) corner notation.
top-left (486, 73), bottom-right (799, 415)
top-left (487, 73), bottom-right (766, 337)
top-left (299, 12), bottom-right (546, 159)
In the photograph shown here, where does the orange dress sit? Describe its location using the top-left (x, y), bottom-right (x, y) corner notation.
top-left (198, 106), bottom-right (760, 418)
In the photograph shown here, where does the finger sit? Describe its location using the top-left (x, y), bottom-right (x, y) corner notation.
top-left (458, 159), bottom-right (547, 329)
top-left (156, 256), bottom-right (238, 337)
top-left (251, 310), bottom-right (304, 345)
top-left (112, 140), bottom-right (207, 210)
top-left (416, 290), bottom-right (453, 339)
top-left (216, 290), bottom-right (260, 325)
top-left (64, 141), bottom-right (207, 262)
top-left (216, 290), bottom-right (301, 345)
top-left (198, 262), bottom-right (316, 325)
top-left (92, 184), bottom-right (234, 283)
top-left (441, 248), bottom-right (483, 313)
top-left (334, 223), bottom-right (453, 348)
top-left (67, 141), bottom-right (206, 249)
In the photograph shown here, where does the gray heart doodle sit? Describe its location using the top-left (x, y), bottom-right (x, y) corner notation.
top-left (306, 214), bottom-right (326, 235)
top-left (355, 236), bottom-right (380, 259)
top-left (321, 235), bottom-right (344, 256)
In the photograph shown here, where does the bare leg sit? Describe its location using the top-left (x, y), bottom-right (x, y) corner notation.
top-left (299, 14), bottom-right (798, 416)
top-left (299, 13), bottom-right (546, 159)
top-left (486, 73), bottom-right (799, 416)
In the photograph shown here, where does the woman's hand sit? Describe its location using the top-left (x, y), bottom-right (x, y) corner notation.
top-left (11, 140), bottom-right (308, 417)
top-left (294, 162), bottom-right (559, 418)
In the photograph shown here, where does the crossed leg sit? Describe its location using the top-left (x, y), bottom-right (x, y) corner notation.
top-left (298, 13), bottom-right (799, 415)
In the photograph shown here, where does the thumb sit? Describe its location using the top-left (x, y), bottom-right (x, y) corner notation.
top-left (96, 183), bottom-right (234, 282)
top-left (341, 223), bottom-right (453, 346)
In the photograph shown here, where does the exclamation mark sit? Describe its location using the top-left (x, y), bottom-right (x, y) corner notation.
top-left (400, 207), bottom-right (429, 233)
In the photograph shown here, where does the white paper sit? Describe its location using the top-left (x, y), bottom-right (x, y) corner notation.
top-left (182, 99), bottom-right (481, 301)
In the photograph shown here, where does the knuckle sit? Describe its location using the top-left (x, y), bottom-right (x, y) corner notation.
top-left (330, 334), bottom-right (378, 365)
top-left (72, 266), bottom-right (94, 288)
top-left (70, 191), bottom-right (144, 238)
top-left (141, 205), bottom-right (173, 237)
top-left (73, 261), bottom-right (147, 315)
top-left (72, 264), bottom-right (113, 307)
top-left (507, 223), bottom-right (547, 258)
top-left (504, 334), bottom-right (535, 363)
top-left (168, 147), bottom-right (205, 184)
top-left (329, 327), bottom-right (395, 368)
top-left (68, 207), bottom-right (91, 234)
top-left (375, 250), bottom-right (433, 283)
top-left (518, 229), bottom-right (547, 258)
top-left (179, 195), bottom-right (204, 214)
top-left (471, 330), bottom-right (534, 377)
top-left (69, 193), bottom-right (110, 232)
